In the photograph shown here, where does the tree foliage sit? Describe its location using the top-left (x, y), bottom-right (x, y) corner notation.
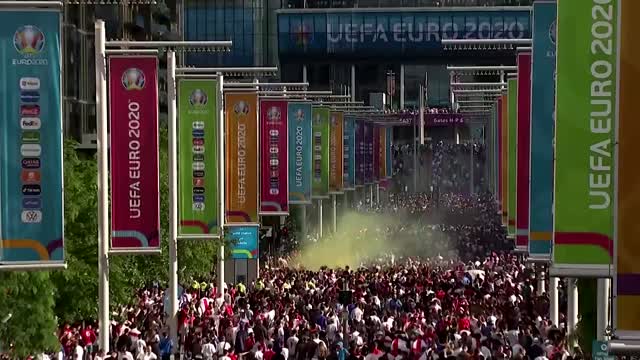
top-left (1, 127), bottom-right (225, 353)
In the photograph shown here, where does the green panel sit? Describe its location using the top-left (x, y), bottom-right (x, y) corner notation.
top-left (312, 106), bottom-right (330, 197)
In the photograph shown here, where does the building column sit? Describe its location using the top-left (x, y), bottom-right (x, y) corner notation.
top-left (303, 65), bottom-right (308, 83)
top-left (567, 278), bottom-right (579, 347)
top-left (400, 64), bottom-right (405, 109)
top-left (597, 278), bottom-right (611, 340)
top-left (549, 276), bottom-right (559, 326)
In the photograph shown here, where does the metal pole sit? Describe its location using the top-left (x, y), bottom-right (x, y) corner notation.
top-left (469, 145), bottom-right (474, 194)
top-left (95, 19), bottom-right (110, 353)
top-left (302, 65), bottom-right (308, 83)
top-left (413, 120), bottom-right (417, 193)
top-left (400, 64), bottom-right (405, 110)
top-left (419, 85), bottom-right (425, 145)
top-left (318, 199), bottom-right (323, 238)
top-left (332, 194), bottom-right (337, 233)
top-left (567, 278), bottom-right (579, 346)
top-left (376, 183), bottom-right (380, 205)
top-left (351, 65), bottom-right (356, 102)
top-left (217, 75), bottom-right (226, 297)
top-left (167, 50), bottom-right (180, 353)
top-left (301, 205), bottom-right (307, 241)
top-left (597, 278), bottom-right (611, 340)
top-left (537, 267), bottom-right (545, 296)
top-left (369, 185), bottom-right (374, 209)
top-left (549, 276), bottom-right (559, 326)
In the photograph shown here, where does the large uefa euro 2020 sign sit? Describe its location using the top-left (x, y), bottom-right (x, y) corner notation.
top-left (278, 9), bottom-right (531, 57)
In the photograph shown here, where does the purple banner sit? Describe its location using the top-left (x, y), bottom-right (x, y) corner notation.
top-left (260, 99), bottom-right (289, 215)
top-left (355, 119), bottom-right (365, 186)
top-left (108, 56), bottom-right (160, 251)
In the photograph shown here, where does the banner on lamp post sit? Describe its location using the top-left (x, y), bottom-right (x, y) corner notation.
top-left (529, 0), bottom-right (556, 261)
top-left (259, 99), bottom-right (289, 215)
top-left (355, 119), bottom-right (365, 187)
top-left (225, 92), bottom-right (259, 223)
top-left (516, 52), bottom-right (532, 253)
top-left (109, 56), bottom-right (160, 252)
top-left (0, 9), bottom-right (65, 264)
top-left (386, 127), bottom-right (393, 179)
top-left (553, 0), bottom-right (616, 277)
top-left (365, 122), bottom-right (374, 184)
top-left (500, 95), bottom-right (508, 227)
top-left (507, 79), bottom-right (517, 238)
top-left (379, 127), bottom-right (387, 180)
top-left (177, 79), bottom-right (221, 237)
top-left (312, 106), bottom-right (330, 199)
top-left (288, 101), bottom-right (313, 204)
top-left (343, 115), bottom-right (356, 190)
top-left (329, 111), bottom-right (344, 194)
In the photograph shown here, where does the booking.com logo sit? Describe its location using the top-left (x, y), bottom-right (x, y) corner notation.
top-left (14, 25), bottom-right (45, 55)
top-left (121, 68), bottom-right (146, 91)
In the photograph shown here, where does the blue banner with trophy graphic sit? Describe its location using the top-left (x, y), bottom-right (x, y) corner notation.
top-left (343, 115), bottom-right (356, 190)
top-left (0, 9), bottom-right (64, 265)
top-left (288, 101), bottom-right (313, 204)
top-left (528, 0), bottom-right (556, 260)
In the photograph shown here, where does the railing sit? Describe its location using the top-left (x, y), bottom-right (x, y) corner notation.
top-left (284, 0), bottom-right (532, 8)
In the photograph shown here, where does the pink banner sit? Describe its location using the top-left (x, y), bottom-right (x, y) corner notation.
top-left (516, 52), bottom-right (532, 251)
top-left (260, 99), bottom-right (289, 215)
top-left (108, 56), bottom-right (160, 251)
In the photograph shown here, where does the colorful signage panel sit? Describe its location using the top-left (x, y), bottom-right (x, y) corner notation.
top-left (343, 115), bottom-right (356, 190)
top-left (329, 111), bottom-right (344, 193)
top-left (312, 106), bottom-right (330, 198)
top-left (529, 0), bottom-right (556, 260)
top-left (177, 79), bottom-right (220, 236)
top-left (386, 127), bottom-right (393, 178)
top-left (225, 92), bottom-right (259, 223)
top-left (288, 102), bottom-right (312, 204)
top-left (0, 10), bottom-right (64, 263)
top-left (500, 95), bottom-right (507, 226)
top-left (365, 122), bottom-right (374, 183)
top-left (228, 224), bottom-right (259, 259)
top-left (259, 99), bottom-right (289, 215)
top-left (355, 119), bottom-right (365, 186)
top-left (515, 52), bottom-right (532, 252)
top-left (373, 125), bottom-right (380, 181)
top-left (109, 56), bottom-right (160, 251)
top-left (615, 0), bottom-right (639, 337)
top-left (507, 79), bottom-right (517, 237)
top-left (379, 127), bottom-right (387, 180)
top-left (553, 0), bottom-right (616, 275)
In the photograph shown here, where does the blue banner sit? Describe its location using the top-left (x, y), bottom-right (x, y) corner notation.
top-left (278, 9), bottom-right (531, 57)
top-left (343, 116), bottom-right (356, 190)
top-left (229, 225), bottom-right (259, 259)
top-left (386, 127), bottom-right (393, 178)
top-left (288, 102), bottom-right (313, 204)
top-left (528, 0), bottom-right (555, 260)
top-left (355, 119), bottom-right (365, 186)
top-left (0, 9), bottom-right (63, 265)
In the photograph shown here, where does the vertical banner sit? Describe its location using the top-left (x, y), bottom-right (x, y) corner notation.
top-left (259, 99), bottom-right (289, 215)
top-left (0, 9), bottom-right (64, 263)
top-left (507, 79), bottom-right (517, 237)
top-left (312, 106), bottom-right (330, 198)
top-left (515, 52), bottom-right (532, 252)
top-left (616, 0), bottom-right (640, 338)
top-left (355, 119), bottom-right (365, 186)
top-left (288, 101), bottom-right (312, 204)
top-left (386, 127), bottom-right (393, 179)
top-left (109, 56), bottom-right (160, 251)
top-left (177, 79), bottom-right (220, 236)
top-left (499, 96), bottom-right (507, 227)
top-left (553, 0), bottom-right (616, 276)
top-left (329, 111), bottom-right (344, 193)
top-left (379, 127), bottom-right (387, 180)
top-left (529, 0), bottom-right (556, 260)
top-left (372, 125), bottom-right (380, 182)
top-left (343, 115), bottom-right (356, 190)
top-left (365, 122), bottom-right (374, 183)
top-left (228, 224), bottom-right (259, 259)
top-left (225, 92), bottom-right (259, 223)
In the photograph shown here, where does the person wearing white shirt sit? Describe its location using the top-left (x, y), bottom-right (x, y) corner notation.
top-left (281, 346), bottom-right (289, 360)
top-left (74, 344), bottom-right (84, 360)
top-left (254, 346), bottom-right (264, 360)
top-left (137, 346), bottom-right (157, 360)
top-left (350, 304), bottom-right (364, 323)
top-left (201, 338), bottom-right (216, 360)
top-left (118, 350), bottom-right (135, 360)
top-left (286, 331), bottom-right (299, 357)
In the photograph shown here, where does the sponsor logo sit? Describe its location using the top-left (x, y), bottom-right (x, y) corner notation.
top-left (21, 143), bottom-right (41, 157)
top-left (549, 20), bottom-right (556, 45)
top-left (22, 157), bottom-right (41, 169)
top-left (21, 117), bottom-right (41, 130)
top-left (189, 89), bottom-right (208, 106)
top-left (233, 100), bottom-right (250, 116)
top-left (21, 131), bottom-right (40, 143)
top-left (192, 121), bottom-right (205, 130)
top-left (192, 145), bottom-right (205, 154)
top-left (192, 202), bottom-right (205, 211)
top-left (20, 77), bottom-right (40, 90)
top-left (193, 170), bottom-right (205, 178)
top-left (21, 209), bottom-right (42, 223)
top-left (192, 129), bottom-right (205, 138)
top-left (193, 194), bottom-right (205, 203)
top-left (22, 184), bottom-right (41, 196)
top-left (193, 187), bottom-right (205, 195)
top-left (14, 25), bottom-right (45, 55)
top-left (20, 90), bottom-right (40, 103)
top-left (192, 162), bottom-right (205, 171)
top-left (193, 178), bottom-right (205, 187)
top-left (20, 104), bottom-right (40, 116)
top-left (22, 197), bottom-right (42, 209)
top-left (192, 138), bottom-right (204, 146)
top-left (21, 170), bottom-right (41, 183)
top-left (192, 154), bottom-right (204, 162)
top-left (121, 68), bottom-right (145, 90)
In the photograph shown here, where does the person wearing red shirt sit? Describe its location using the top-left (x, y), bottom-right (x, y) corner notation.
top-left (81, 325), bottom-right (97, 354)
top-left (264, 342), bottom-right (276, 360)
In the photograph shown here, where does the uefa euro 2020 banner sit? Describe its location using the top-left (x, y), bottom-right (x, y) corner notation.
top-left (355, 119), bottom-right (365, 187)
top-left (365, 121), bottom-right (374, 183)
top-left (259, 99), bottom-right (289, 215)
top-left (373, 125), bottom-right (380, 182)
top-left (0, 9), bottom-right (64, 264)
top-left (109, 57), bottom-right (160, 252)
top-left (385, 127), bottom-right (392, 179)
top-left (343, 116), bottom-right (356, 190)
top-left (529, 0), bottom-right (556, 260)
top-left (515, 51), bottom-right (532, 253)
top-left (225, 92), bottom-right (259, 223)
top-left (177, 79), bottom-right (220, 237)
top-left (554, 0), bottom-right (616, 278)
top-left (329, 111), bottom-right (344, 194)
top-left (379, 126), bottom-right (387, 180)
top-left (311, 106), bottom-right (330, 198)
top-left (288, 101), bottom-right (312, 204)
top-left (507, 78), bottom-right (517, 238)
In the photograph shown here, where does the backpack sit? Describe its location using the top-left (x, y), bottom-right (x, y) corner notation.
top-left (317, 342), bottom-right (329, 360)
